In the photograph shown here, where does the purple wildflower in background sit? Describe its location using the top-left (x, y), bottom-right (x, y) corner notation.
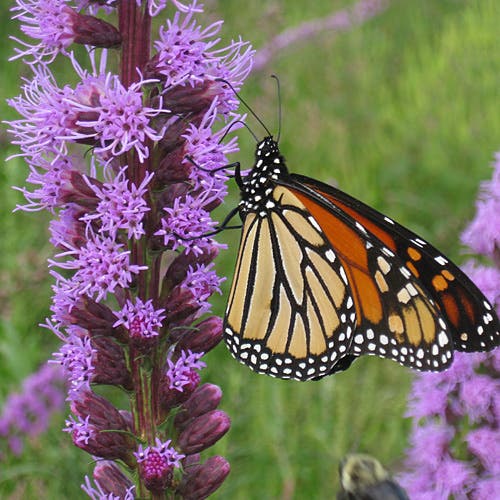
top-left (399, 154), bottom-right (500, 499)
top-left (0, 363), bottom-right (66, 459)
top-left (6, 0), bottom-right (253, 496)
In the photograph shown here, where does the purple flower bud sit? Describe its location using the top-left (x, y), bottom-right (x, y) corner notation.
top-left (92, 461), bottom-right (134, 497)
top-left (161, 80), bottom-right (222, 115)
top-left (156, 148), bottom-right (192, 183)
top-left (178, 409), bottom-right (230, 454)
top-left (68, 390), bottom-right (135, 463)
top-left (178, 455), bottom-right (231, 500)
top-left (70, 296), bottom-right (127, 340)
top-left (163, 247), bottom-right (219, 293)
top-left (164, 263), bottom-right (224, 324)
top-left (174, 383), bottom-right (223, 431)
top-left (164, 286), bottom-right (201, 325)
top-left (175, 316), bottom-right (223, 353)
top-left (158, 182), bottom-right (192, 210)
top-left (59, 170), bottom-right (100, 208)
top-left (182, 453), bottom-right (201, 468)
top-left (72, 13), bottom-right (121, 48)
top-left (90, 336), bottom-right (133, 390)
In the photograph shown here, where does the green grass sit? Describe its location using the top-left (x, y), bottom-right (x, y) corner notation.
top-left (1, 0), bottom-right (499, 498)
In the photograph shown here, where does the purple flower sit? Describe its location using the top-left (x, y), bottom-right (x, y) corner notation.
top-left (461, 152), bottom-right (500, 260)
top-left (49, 234), bottom-right (147, 302)
top-left (135, 438), bottom-right (184, 492)
top-left (113, 298), bottom-right (165, 340)
top-left (66, 73), bottom-right (169, 163)
top-left (155, 192), bottom-right (225, 256)
top-left (81, 167), bottom-right (153, 239)
top-left (11, 0), bottom-right (120, 63)
top-left (152, 5), bottom-right (253, 98)
top-left (52, 327), bottom-right (95, 399)
top-left (472, 478), bottom-right (500, 500)
top-left (400, 152), bottom-right (500, 497)
top-left (166, 350), bottom-right (206, 392)
top-left (0, 363), bottom-right (65, 458)
top-left (82, 475), bottom-right (135, 500)
top-left (467, 428), bottom-right (500, 473)
top-left (7, 1), bottom-right (251, 496)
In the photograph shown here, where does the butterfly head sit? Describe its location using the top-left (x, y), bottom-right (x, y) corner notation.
top-left (255, 136), bottom-right (280, 159)
top-left (252, 136), bottom-right (287, 177)
top-left (237, 137), bottom-right (288, 215)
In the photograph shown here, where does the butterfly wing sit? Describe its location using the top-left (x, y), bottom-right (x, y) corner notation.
top-left (224, 185), bottom-right (357, 380)
top-left (291, 173), bottom-right (500, 354)
top-left (223, 177), bottom-right (472, 380)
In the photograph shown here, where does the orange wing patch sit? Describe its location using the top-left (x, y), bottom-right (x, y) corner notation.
top-left (291, 188), bottom-right (383, 326)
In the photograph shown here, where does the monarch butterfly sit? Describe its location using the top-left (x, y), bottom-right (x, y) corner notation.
top-left (221, 134), bottom-right (499, 381)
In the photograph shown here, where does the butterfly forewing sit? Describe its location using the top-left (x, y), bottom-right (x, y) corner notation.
top-left (224, 185), bottom-right (356, 380)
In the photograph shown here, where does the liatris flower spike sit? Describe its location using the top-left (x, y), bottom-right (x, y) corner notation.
top-left (7, 1), bottom-right (253, 497)
top-left (398, 153), bottom-right (500, 500)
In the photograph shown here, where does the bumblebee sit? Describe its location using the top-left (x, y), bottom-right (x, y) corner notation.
top-left (337, 454), bottom-right (409, 500)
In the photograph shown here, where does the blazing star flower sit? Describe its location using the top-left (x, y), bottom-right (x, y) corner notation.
top-left (181, 262), bottom-right (224, 315)
top-left (81, 167), bottom-right (153, 239)
top-left (166, 350), bottom-right (206, 392)
top-left (461, 152), bottom-right (500, 260)
top-left (11, 0), bottom-right (120, 63)
top-left (113, 298), bottom-right (166, 340)
top-left (49, 234), bottom-right (147, 302)
top-left (52, 327), bottom-right (95, 399)
top-left (0, 363), bottom-right (65, 458)
top-left (82, 475), bottom-right (136, 500)
top-left (66, 73), bottom-right (169, 163)
top-left (155, 192), bottom-right (225, 256)
top-left (7, 1), bottom-right (252, 496)
top-left (135, 438), bottom-right (185, 492)
top-left (399, 151), bottom-right (500, 500)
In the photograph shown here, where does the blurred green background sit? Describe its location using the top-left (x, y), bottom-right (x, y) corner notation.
top-left (1, 0), bottom-right (499, 498)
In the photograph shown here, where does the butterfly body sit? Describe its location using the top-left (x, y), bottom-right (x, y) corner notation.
top-left (223, 136), bottom-right (499, 381)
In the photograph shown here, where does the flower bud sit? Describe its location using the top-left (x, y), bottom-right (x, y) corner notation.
top-left (160, 371), bottom-right (200, 410)
top-left (178, 410), bottom-right (230, 454)
top-left (93, 461), bottom-right (134, 497)
top-left (174, 383), bottom-right (223, 431)
top-left (164, 287), bottom-right (200, 325)
top-left (59, 170), bottom-right (100, 208)
top-left (156, 115), bottom-right (189, 155)
top-left (156, 148), bottom-right (192, 184)
top-left (73, 14), bottom-right (121, 48)
top-left (175, 316), bottom-right (223, 353)
top-left (71, 296), bottom-right (128, 341)
top-left (90, 337), bottom-right (133, 390)
top-left (163, 247), bottom-right (219, 293)
top-left (70, 391), bottom-right (135, 463)
top-left (162, 81), bottom-right (221, 115)
top-left (182, 453), bottom-right (201, 469)
top-left (178, 455), bottom-right (231, 500)
top-left (158, 182), bottom-right (191, 208)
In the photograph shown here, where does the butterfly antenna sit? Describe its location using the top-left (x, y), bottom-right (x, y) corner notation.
top-left (215, 78), bottom-right (272, 138)
top-left (270, 74), bottom-right (282, 143)
top-left (218, 119), bottom-right (259, 145)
